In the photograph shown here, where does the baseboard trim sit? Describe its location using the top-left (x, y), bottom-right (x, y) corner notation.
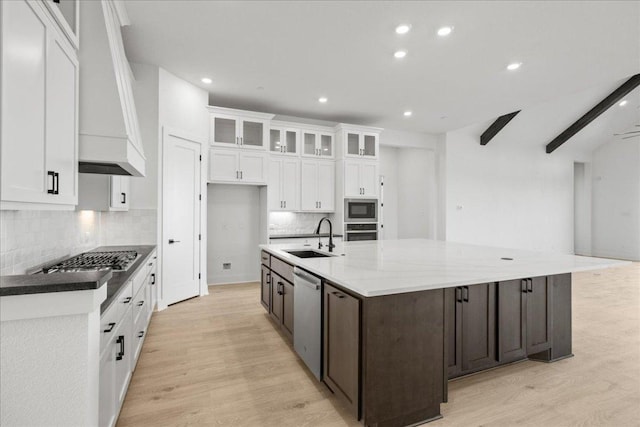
top-left (208, 280), bottom-right (259, 287)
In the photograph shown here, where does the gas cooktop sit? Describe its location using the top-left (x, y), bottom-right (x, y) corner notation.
top-left (41, 250), bottom-right (139, 274)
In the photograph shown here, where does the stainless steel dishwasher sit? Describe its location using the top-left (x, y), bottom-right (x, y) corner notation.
top-left (293, 267), bottom-right (322, 380)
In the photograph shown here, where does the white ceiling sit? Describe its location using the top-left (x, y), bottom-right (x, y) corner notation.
top-left (122, 1), bottom-right (640, 139)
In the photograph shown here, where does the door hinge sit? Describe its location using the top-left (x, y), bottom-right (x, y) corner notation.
top-left (199, 194), bottom-right (202, 201)
top-left (199, 155), bottom-right (202, 161)
top-left (199, 234), bottom-right (201, 241)
top-left (198, 273), bottom-right (201, 279)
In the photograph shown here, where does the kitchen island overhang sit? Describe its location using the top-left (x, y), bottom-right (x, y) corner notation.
top-left (259, 239), bottom-right (629, 427)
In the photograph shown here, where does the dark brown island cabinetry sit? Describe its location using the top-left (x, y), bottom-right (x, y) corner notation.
top-left (261, 251), bottom-right (295, 342)
top-left (446, 283), bottom-right (497, 378)
top-left (498, 276), bottom-right (552, 363)
top-left (323, 283), bottom-right (361, 419)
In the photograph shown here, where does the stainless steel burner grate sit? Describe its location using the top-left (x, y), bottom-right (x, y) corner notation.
top-left (43, 250), bottom-right (138, 273)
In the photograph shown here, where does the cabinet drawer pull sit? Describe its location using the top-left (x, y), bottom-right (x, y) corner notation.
top-left (121, 192), bottom-right (126, 204)
top-left (116, 335), bottom-right (125, 361)
top-left (277, 281), bottom-right (284, 295)
top-left (462, 286), bottom-right (469, 302)
top-left (455, 287), bottom-right (462, 303)
top-left (47, 171), bottom-right (56, 194)
top-left (148, 262), bottom-right (153, 267)
top-left (331, 291), bottom-right (345, 299)
top-left (137, 300), bottom-right (144, 307)
top-left (150, 273), bottom-right (156, 285)
top-left (123, 297), bottom-right (132, 304)
top-left (528, 279), bottom-right (533, 293)
top-left (103, 322), bottom-right (116, 333)
top-left (522, 280), bottom-right (528, 293)
top-left (138, 331), bottom-right (145, 338)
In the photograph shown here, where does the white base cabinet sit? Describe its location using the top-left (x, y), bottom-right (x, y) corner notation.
top-left (301, 160), bottom-right (335, 212)
top-left (0, 0), bottom-right (78, 210)
top-left (208, 149), bottom-right (267, 184)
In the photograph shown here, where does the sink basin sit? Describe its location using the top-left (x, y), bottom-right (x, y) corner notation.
top-left (284, 250), bottom-right (334, 258)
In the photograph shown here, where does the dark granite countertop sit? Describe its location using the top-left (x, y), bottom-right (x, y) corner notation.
top-left (270, 233), bottom-right (343, 239)
top-left (0, 245), bottom-right (157, 315)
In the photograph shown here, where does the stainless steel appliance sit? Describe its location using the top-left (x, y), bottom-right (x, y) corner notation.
top-left (38, 250), bottom-right (139, 273)
top-left (345, 223), bottom-right (378, 241)
top-left (344, 198), bottom-right (378, 223)
top-left (293, 267), bottom-right (322, 380)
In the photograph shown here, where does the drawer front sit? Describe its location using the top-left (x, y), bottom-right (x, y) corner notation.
top-left (132, 283), bottom-right (148, 326)
top-left (101, 280), bottom-right (133, 352)
top-left (261, 250), bottom-right (271, 267)
top-left (131, 266), bottom-right (146, 299)
top-left (146, 251), bottom-right (157, 277)
top-left (131, 309), bottom-right (148, 369)
top-left (271, 256), bottom-right (294, 284)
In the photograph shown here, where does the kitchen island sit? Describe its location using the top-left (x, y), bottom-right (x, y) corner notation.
top-left (259, 239), bottom-right (628, 427)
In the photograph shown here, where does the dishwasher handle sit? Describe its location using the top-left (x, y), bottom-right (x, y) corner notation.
top-left (293, 268), bottom-right (321, 289)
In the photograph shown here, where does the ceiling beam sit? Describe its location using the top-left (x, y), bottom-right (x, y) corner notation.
top-left (546, 73), bottom-right (640, 154)
top-left (480, 111), bottom-right (521, 145)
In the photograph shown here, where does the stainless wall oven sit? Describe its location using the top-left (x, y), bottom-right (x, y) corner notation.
top-left (345, 199), bottom-right (378, 223)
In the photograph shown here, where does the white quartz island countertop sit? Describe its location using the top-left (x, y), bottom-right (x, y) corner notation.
top-left (260, 239), bottom-right (630, 297)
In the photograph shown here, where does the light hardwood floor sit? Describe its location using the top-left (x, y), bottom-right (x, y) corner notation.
top-left (118, 263), bottom-right (640, 427)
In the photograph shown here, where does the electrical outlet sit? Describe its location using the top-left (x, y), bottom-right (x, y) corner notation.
top-left (223, 263), bottom-right (231, 270)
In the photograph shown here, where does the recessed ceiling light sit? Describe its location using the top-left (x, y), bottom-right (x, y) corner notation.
top-left (619, 100), bottom-right (628, 106)
top-left (395, 24), bottom-right (411, 34)
top-left (506, 62), bottom-right (522, 71)
top-left (437, 26), bottom-right (453, 36)
top-left (404, 111), bottom-right (412, 117)
top-left (201, 77), bottom-right (212, 84)
top-left (394, 50), bottom-right (407, 59)
top-left (318, 97), bottom-right (328, 103)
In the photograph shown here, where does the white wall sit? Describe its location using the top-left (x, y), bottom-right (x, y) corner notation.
top-left (397, 148), bottom-right (437, 239)
top-left (445, 122), bottom-right (576, 253)
top-left (379, 146), bottom-right (399, 239)
top-left (207, 184), bottom-right (261, 284)
top-left (159, 68), bottom-right (210, 140)
top-left (591, 139), bottom-right (640, 261)
top-left (573, 162), bottom-right (592, 256)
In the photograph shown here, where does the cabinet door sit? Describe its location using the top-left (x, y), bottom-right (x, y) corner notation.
top-left (110, 176), bottom-right (128, 211)
top-left (260, 266), bottom-right (271, 310)
top-left (239, 152), bottom-right (267, 183)
top-left (284, 129), bottom-right (299, 155)
top-left (211, 116), bottom-right (238, 146)
top-left (241, 119), bottom-right (265, 148)
top-left (323, 283), bottom-right (360, 418)
top-left (445, 287), bottom-right (462, 378)
top-left (45, 32), bottom-right (78, 205)
top-left (114, 312), bottom-right (132, 408)
top-left (268, 158), bottom-right (283, 211)
top-left (461, 283), bottom-right (497, 372)
top-left (270, 272), bottom-right (284, 324)
top-left (527, 277), bottom-right (552, 355)
top-left (362, 133), bottom-right (378, 158)
top-left (1, 0), bottom-right (48, 204)
top-left (346, 132), bottom-right (360, 157)
top-left (269, 128), bottom-right (283, 153)
top-left (303, 131), bottom-right (317, 156)
top-left (300, 161), bottom-right (319, 211)
top-left (209, 149), bottom-right (238, 182)
top-left (281, 159), bottom-right (299, 211)
top-left (498, 280), bottom-right (527, 363)
top-left (282, 280), bottom-right (294, 341)
top-left (317, 161), bottom-right (335, 212)
top-left (343, 161), bottom-right (361, 197)
top-left (360, 162), bottom-right (378, 197)
top-left (319, 133), bottom-right (333, 158)
top-left (99, 346), bottom-right (116, 427)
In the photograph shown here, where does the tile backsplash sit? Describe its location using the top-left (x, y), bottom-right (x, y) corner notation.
top-left (0, 209), bottom-right (157, 276)
top-left (268, 212), bottom-right (336, 236)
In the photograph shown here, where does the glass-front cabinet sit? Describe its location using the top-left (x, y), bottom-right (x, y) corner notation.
top-left (337, 125), bottom-right (381, 160)
top-left (208, 106), bottom-right (274, 150)
top-left (270, 127), bottom-right (299, 155)
top-left (302, 130), bottom-right (334, 158)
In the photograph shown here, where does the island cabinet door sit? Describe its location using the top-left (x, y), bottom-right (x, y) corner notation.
top-left (323, 283), bottom-right (360, 419)
top-left (281, 280), bottom-right (294, 341)
top-left (526, 276), bottom-right (552, 355)
top-left (498, 280), bottom-right (527, 363)
top-left (461, 283), bottom-right (497, 373)
top-left (260, 265), bottom-right (271, 311)
top-left (445, 287), bottom-right (463, 378)
top-left (270, 272), bottom-right (284, 324)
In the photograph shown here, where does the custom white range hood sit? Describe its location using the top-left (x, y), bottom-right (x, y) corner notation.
top-left (78, 0), bottom-right (145, 177)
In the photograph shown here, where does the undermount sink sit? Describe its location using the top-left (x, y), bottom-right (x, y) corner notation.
top-left (284, 250), bottom-right (334, 259)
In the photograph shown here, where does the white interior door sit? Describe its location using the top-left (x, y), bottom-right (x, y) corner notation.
top-left (163, 133), bottom-right (201, 305)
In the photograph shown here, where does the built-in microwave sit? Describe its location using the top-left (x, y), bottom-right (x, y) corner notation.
top-left (344, 199), bottom-right (378, 223)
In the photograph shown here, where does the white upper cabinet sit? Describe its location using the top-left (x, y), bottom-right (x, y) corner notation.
top-left (77, 174), bottom-right (129, 211)
top-left (301, 160), bottom-right (335, 212)
top-left (269, 158), bottom-right (300, 211)
top-left (269, 127), bottom-right (299, 156)
top-left (302, 131), bottom-right (334, 159)
top-left (209, 106), bottom-right (274, 150)
top-left (208, 148), bottom-right (267, 185)
top-left (1, 0), bottom-right (78, 210)
top-left (343, 160), bottom-right (379, 198)
top-left (336, 124), bottom-right (381, 160)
